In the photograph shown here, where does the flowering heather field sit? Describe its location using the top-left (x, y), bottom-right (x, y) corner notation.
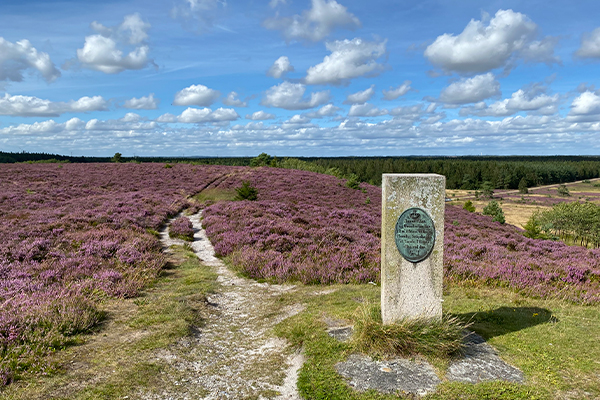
top-left (201, 168), bottom-right (600, 303)
top-left (0, 162), bottom-right (235, 383)
top-left (202, 168), bottom-right (381, 284)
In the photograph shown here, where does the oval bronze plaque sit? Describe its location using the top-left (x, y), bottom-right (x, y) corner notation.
top-left (395, 207), bottom-right (436, 263)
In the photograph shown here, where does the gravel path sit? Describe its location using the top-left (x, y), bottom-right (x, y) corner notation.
top-left (149, 212), bottom-right (304, 400)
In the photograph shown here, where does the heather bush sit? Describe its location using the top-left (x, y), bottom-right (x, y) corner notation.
top-left (169, 216), bottom-right (194, 241)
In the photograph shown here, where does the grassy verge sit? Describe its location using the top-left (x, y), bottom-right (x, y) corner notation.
top-left (1, 246), bottom-right (218, 400)
top-left (274, 284), bottom-right (600, 400)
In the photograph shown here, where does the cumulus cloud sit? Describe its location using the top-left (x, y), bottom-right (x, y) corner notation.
top-left (575, 27), bottom-right (600, 59)
top-left (382, 81), bottom-right (411, 100)
top-left (170, 0), bottom-right (227, 33)
top-left (285, 114), bottom-right (311, 124)
top-left (173, 84), bottom-right (220, 107)
top-left (160, 107), bottom-right (239, 124)
top-left (348, 103), bottom-right (387, 117)
top-left (77, 13), bottom-right (153, 74)
top-left (344, 85), bottom-right (375, 104)
top-left (124, 93), bottom-right (159, 109)
top-left (0, 93), bottom-right (107, 117)
top-left (424, 9), bottom-right (559, 74)
top-left (304, 104), bottom-right (341, 118)
top-left (305, 38), bottom-right (386, 85)
top-left (460, 87), bottom-right (559, 117)
top-left (439, 73), bottom-right (500, 105)
top-left (0, 37), bottom-right (61, 83)
top-left (267, 56), bottom-right (295, 79)
top-left (570, 91), bottom-right (600, 116)
top-left (261, 81), bottom-right (330, 110)
top-left (223, 91), bottom-right (248, 107)
top-left (264, 0), bottom-right (360, 42)
top-left (246, 111), bottom-right (276, 120)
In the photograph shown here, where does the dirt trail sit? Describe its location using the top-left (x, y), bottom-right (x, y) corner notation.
top-left (151, 212), bottom-right (304, 399)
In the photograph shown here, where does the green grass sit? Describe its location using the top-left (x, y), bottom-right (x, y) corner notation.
top-left (1, 246), bottom-right (219, 400)
top-left (193, 188), bottom-right (237, 204)
top-left (273, 284), bottom-right (600, 400)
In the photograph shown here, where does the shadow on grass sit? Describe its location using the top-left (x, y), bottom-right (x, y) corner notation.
top-left (452, 306), bottom-right (558, 339)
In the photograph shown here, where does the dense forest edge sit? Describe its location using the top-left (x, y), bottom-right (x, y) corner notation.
top-left (3, 150), bottom-right (600, 190)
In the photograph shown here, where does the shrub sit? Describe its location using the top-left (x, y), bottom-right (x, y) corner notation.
top-left (483, 200), bottom-right (505, 224)
top-left (111, 152), bottom-right (122, 163)
top-left (463, 200), bottom-right (476, 212)
top-left (345, 173), bottom-right (360, 190)
top-left (235, 181), bottom-right (258, 201)
top-left (518, 177), bottom-right (528, 194)
top-left (557, 184), bottom-right (570, 197)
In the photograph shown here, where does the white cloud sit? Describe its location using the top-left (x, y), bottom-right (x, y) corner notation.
top-left (344, 85), bottom-right (375, 104)
top-left (267, 56), bottom-right (295, 79)
top-left (156, 113), bottom-right (177, 123)
top-left (570, 91), bottom-right (600, 115)
top-left (261, 81), bottom-right (330, 110)
top-left (246, 111), bottom-right (275, 120)
top-left (575, 27), bottom-right (600, 59)
top-left (124, 93), bottom-right (159, 109)
top-left (285, 114), bottom-right (311, 124)
top-left (177, 107), bottom-right (239, 123)
top-left (305, 38), bottom-right (386, 85)
top-left (77, 13), bottom-right (152, 74)
top-left (0, 37), bottom-right (61, 83)
top-left (382, 81), bottom-right (412, 100)
top-left (460, 88), bottom-right (559, 117)
top-left (304, 104), bottom-right (341, 118)
top-left (424, 9), bottom-right (559, 74)
top-left (170, 0), bottom-right (226, 33)
top-left (348, 103), bottom-right (387, 117)
top-left (223, 91), bottom-right (248, 107)
top-left (389, 104), bottom-right (425, 120)
top-left (0, 93), bottom-right (107, 117)
top-left (264, 0), bottom-right (360, 42)
top-left (173, 84), bottom-right (220, 106)
top-left (439, 73), bottom-right (500, 104)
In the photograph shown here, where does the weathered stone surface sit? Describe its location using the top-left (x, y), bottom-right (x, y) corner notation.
top-left (381, 174), bottom-right (445, 323)
top-left (447, 333), bottom-right (525, 384)
top-left (327, 326), bottom-right (353, 341)
top-left (335, 354), bottom-right (441, 397)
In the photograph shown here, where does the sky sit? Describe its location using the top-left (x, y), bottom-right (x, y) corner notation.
top-left (1, 0), bottom-right (600, 157)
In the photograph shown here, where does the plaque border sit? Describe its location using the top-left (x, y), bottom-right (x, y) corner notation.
top-left (394, 207), bottom-right (436, 263)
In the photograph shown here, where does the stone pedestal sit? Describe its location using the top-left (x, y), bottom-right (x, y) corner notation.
top-left (381, 174), bottom-right (445, 324)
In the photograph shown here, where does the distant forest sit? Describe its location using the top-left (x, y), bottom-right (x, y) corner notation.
top-left (3, 151), bottom-right (600, 190)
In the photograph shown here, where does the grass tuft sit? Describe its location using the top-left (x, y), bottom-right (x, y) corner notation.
top-left (351, 301), bottom-right (469, 359)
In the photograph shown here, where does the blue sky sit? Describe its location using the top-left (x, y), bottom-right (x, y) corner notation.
top-left (1, 0), bottom-right (600, 157)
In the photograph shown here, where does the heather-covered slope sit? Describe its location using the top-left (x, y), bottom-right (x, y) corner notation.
top-left (2, 163), bottom-right (600, 386)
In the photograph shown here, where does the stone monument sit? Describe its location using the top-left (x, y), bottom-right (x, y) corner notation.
top-left (381, 174), bottom-right (445, 324)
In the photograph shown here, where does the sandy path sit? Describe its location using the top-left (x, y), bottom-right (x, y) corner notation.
top-left (149, 212), bottom-right (304, 399)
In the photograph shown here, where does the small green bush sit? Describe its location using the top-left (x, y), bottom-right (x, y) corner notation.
top-left (518, 177), bottom-right (528, 194)
top-left (557, 184), bottom-right (570, 197)
top-left (483, 200), bottom-right (505, 224)
top-left (235, 181), bottom-right (258, 201)
top-left (463, 200), bottom-right (476, 212)
top-left (345, 174), bottom-right (360, 190)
